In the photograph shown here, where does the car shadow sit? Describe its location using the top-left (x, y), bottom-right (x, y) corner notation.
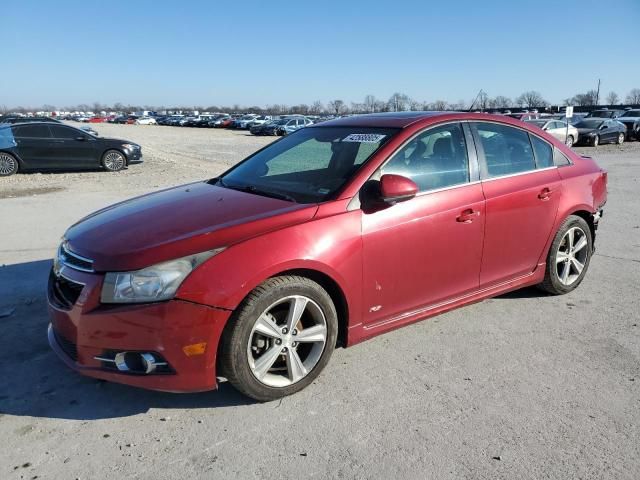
top-left (495, 286), bottom-right (550, 299)
top-left (0, 259), bottom-right (253, 421)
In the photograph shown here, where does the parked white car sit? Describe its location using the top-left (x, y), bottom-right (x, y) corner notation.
top-left (525, 119), bottom-right (579, 147)
top-left (135, 116), bottom-right (157, 125)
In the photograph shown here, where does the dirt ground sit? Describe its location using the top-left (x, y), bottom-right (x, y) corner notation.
top-left (0, 123), bottom-right (639, 479)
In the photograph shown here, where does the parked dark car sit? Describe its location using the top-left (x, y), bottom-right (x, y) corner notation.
top-left (574, 119), bottom-right (626, 146)
top-left (0, 122), bottom-right (142, 176)
top-left (112, 116), bottom-right (129, 124)
top-left (615, 110), bottom-right (640, 140)
top-left (585, 109), bottom-right (625, 119)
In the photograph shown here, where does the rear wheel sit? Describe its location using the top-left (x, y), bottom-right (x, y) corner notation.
top-left (617, 132), bottom-right (624, 144)
top-left (0, 152), bottom-right (19, 176)
top-left (101, 150), bottom-right (126, 172)
top-left (220, 276), bottom-right (338, 401)
top-left (538, 215), bottom-right (592, 295)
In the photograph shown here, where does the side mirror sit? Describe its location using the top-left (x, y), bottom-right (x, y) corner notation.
top-left (599, 124), bottom-right (607, 130)
top-left (379, 174), bottom-right (418, 204)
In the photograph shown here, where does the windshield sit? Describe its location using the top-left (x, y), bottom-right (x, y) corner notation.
top-left (218, 126), bottom-right (398, 203)
top-left (575, 120), bottom-right (603, 129)
top-left (622, 110), bottom-right (640, 118)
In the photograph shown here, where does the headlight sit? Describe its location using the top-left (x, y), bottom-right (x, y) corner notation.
top-left (100, 249), bottom-right (224, 304)
top-left (121, 143), bottom-right (138, 150)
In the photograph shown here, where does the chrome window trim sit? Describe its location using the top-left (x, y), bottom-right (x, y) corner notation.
top-left (480, 165), bottom-right (558, 183)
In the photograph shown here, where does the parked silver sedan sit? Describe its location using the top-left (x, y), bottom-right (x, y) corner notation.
top-left (525, 119), bottom-right (579, 147)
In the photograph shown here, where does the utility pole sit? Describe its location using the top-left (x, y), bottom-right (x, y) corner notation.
top-left (596, 79), bottom-right (601, 105)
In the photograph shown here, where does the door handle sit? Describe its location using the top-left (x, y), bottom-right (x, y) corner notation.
top-left (456, 208), bottom-right (480, 223)
top-left (538, 188), bottom-right (554, 200)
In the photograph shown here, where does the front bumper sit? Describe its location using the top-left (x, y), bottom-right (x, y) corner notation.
top-left (47, 267), bottom-right (231, 392)
top-left (125, 148), bottom-right (143, 163)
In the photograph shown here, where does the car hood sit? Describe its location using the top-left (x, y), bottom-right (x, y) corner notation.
top-left (576, 128), bottom-right (598, 134)
top-left (65, 181), bottom-right (318, 271)
top-left (617, 117), bottom-right (639, 122)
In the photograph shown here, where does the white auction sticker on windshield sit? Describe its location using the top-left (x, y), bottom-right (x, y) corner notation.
top-left (343, 133), bottom-right (386, 143)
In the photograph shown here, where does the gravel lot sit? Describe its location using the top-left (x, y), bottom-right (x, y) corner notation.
top-left (1, 123), bottom-right (639, 479)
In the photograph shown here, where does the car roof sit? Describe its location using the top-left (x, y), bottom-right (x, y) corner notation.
top-left (316, 111), bottom-right (466, 128)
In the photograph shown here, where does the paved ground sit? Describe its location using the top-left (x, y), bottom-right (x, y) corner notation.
top-left (0, 124), bottom-right (639, 479)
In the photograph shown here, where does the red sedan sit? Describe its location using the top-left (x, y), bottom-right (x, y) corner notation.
top-left (48, 112), bottom-right (607, 401)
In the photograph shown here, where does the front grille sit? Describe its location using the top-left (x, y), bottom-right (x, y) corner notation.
top-left (58, 243), bottom-right (94, 272)
top-left (49, 270), bottom-right (84, 309)
top-left (53, 329), bottom-right (78, 362)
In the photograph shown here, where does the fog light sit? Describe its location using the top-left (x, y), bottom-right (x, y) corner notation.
top-left (183, 342), bottom-right (207, 357)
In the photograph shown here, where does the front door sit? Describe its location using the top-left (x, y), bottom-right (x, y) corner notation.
top-left (471, 121), bottom-right (561, 287)
top-left (361, 122), bottom-right (485, 326)
top-left (47, 125), bottom-right (98, 169)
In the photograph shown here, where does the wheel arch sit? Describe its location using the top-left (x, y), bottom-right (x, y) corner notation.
top-left (102, 148), bottom-right (129, 165)
top-left (0, 150), bottom-right (23, 170)
top-left (273, 268), bottom-right (349, 348)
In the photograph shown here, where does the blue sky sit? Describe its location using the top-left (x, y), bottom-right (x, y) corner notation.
top-left (2, 0), bottom-right (639, 108)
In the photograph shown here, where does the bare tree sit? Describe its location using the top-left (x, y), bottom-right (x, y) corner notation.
top-left (328, 99), bottom-right (346, 115)
top-left (515, 91), bottom-right (547, 108)
top-left (388, 92), bottom-right (410, 112)
top-left (492, 96), bottom-right (511, 108)
top-left (364, 95), bottom-right (377, 113)
top-left (310, 101), bottom-right (323, 114)
top-left (431, 100), bottom-right (448, 111)
top-left (570, 90), bottom-right (598, 106)
top-left (606, 91), bottom-right (619, 105)
top-left (626, 88), bottom-right (640, 104)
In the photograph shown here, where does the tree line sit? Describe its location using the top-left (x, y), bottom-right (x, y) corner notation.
top-left (2, 88), bottom-right (639, 116)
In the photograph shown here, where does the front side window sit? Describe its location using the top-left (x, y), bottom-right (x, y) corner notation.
top-left (219, 126), bottom-right (397, 203)
top-left (474, 122), bottom-right (535, 177)
top-left (49, 125), bottom-right (81, 139)
top-left (381, 123), bottom-right (469, 192)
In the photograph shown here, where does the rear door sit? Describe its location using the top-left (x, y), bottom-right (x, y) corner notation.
top-left (11, 124), bottom-right (53, 169)
top-left (472, 121), bottom-right (561, 287)
top-left (48, 125), bottom-right (99, 169)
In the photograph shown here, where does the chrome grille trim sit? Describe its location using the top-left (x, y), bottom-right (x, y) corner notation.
top-left (59, 242), bottom-right (95, 272)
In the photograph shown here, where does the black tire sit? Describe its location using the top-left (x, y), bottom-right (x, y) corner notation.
top-left (538, 215), bottom-right (593, 295)
top-left (565, 135), bottom-right (574, 147)
top-left (617, 132), bottom-right (624, 145)
top-left (220, 275), bottom-right (338, 402)
top-left (101, 149), bottom-right (126, 172)
top-left (0, 152), bottom-right (19, 176)
top-left (592, 135), bottom-right (599, 147)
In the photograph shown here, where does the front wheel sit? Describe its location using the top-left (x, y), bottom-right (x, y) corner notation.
top-left (0, 152), bottom-right (19, 176)
top-left (592, 135), bottom-right (600, 147)
top-left (617, 132), bottom-right (624, 144)
top-left (538, 215), bottom-right (593, 295)
top-left (220, 276), bottom-right (338, 401)
top-left (101, 150), bottom-right (126, 172)
top-left (565, 135), bottom-right (574, 147)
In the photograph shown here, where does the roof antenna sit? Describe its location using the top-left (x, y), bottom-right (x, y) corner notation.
top-left (468, 89), bottom-right (485, 112)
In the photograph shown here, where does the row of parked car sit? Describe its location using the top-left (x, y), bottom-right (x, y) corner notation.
top-left (496, 108), bottom-right (640, 147)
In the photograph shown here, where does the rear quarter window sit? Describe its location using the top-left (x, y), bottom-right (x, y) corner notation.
top-left (530, 135), bottom-right (554, 168)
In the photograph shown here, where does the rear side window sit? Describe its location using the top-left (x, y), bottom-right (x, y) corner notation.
top-left (474, 122), bottom-right (535, 177)
top-left (553, 149), bottom-right (571, 166)
top-left (12, 125), bottom-right (51, 138)
top-left (530, 135), bottom-right (553, 168)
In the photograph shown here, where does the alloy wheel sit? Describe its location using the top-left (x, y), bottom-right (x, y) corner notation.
top-left (0, 153), bottom-right (17, 175)
top-left (565, 135), bottom-right (574, 147)
top-left (103, 151), bottom-right (125, 171)
top-left (618, 133), bottom-right (624, 144)
top-left (555, 226), bottom-right (589, 286)
top-left (247, 295), bottom-right (327, 388)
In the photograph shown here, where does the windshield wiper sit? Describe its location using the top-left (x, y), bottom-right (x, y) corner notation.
top-left (216, 178), bottom-right (297, 203)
